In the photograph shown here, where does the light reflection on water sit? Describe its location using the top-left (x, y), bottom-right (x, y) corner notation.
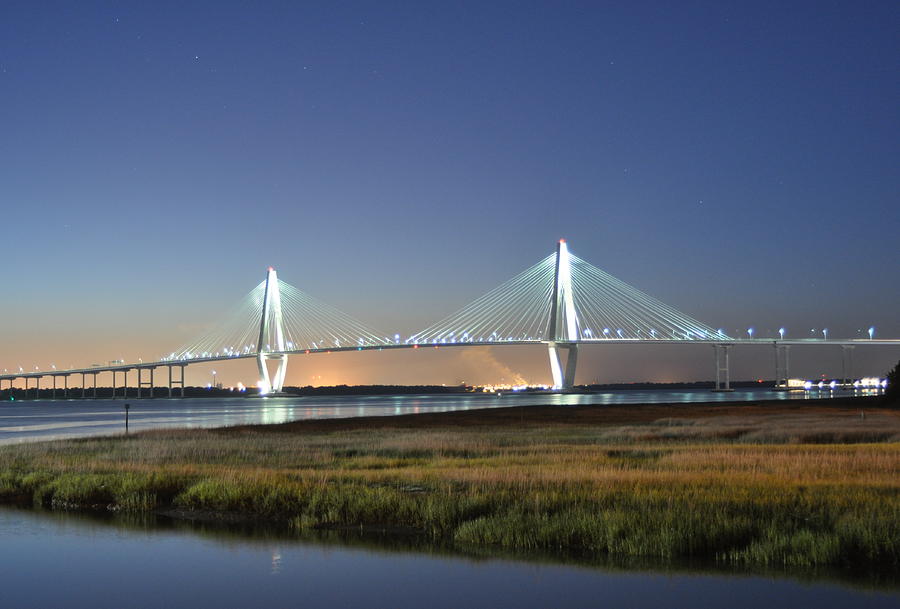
top-left (0, 507), bottom-right (896, 609)
top-left (0, 387), bottom-right (882, 445)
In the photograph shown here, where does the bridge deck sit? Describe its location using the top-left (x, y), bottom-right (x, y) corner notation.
top-left (3, 338), bottom-right (899, 381)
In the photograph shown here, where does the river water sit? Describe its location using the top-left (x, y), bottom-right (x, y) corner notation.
top-left (0, 387), bottom-right (879, 444)
top-left (0, 508), bottom-right (895, 609)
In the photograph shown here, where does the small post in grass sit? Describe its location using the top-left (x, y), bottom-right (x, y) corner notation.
top-left (124, 403), bottom-right (130, 435)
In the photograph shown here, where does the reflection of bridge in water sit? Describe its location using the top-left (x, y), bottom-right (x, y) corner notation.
top-left (2, 240), bottom-right (898, 398)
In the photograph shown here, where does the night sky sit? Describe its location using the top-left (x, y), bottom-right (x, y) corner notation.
top-left (2, 2), bottom-right (898, 386)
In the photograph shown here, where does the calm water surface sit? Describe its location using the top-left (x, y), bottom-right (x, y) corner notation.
top-left (0, 388), bottom-right (877, 444)
top-left (0, 508), bottom-right (895, 609)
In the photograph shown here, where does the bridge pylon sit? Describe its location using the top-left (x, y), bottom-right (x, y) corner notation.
top-left (257, 267), bottom-right (288, 394)
top-left (548, 239), bottom-right (579, 390)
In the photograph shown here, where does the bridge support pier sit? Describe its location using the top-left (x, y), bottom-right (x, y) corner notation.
top-left (136, 367), bottom-right (154, 399)
top-left (546, 241), bottom-right (579, 391)
top-left (548, 343), bottom-right (578, 390)
top-left (712, 344), bottom-right (733, 392)
top-left (774, 344), bottom-right (790, 390)
top-left (256, 267), bottom-right (288, 394)
top-left (52, 375), bottom-right (57, 400)
top-left (257, 353), bottom-right (288, 394)
top-left (137, 367), bottom-right (155, 399)
top-left (168, 365), bottom-right (185, 398)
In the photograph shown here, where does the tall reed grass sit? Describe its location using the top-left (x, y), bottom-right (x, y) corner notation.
top-left (1, 407), bottom-right (897, 569)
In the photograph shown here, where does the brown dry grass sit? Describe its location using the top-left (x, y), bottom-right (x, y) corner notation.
top-left (1, 398), bottom-right (898, 568)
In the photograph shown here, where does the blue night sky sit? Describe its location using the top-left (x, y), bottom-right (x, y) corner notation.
top-left (2, 1), bottom-right (898, 385)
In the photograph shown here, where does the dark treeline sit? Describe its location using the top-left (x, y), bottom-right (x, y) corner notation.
top-left (0, 381), bottom-right (801, 401)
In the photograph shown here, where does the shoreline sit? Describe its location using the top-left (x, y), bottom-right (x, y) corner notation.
top-left (219, 393), bottom-right (895, 433)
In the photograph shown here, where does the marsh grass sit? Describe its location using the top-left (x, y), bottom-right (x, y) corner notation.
top-left (1, 405), bottom-right (898, 569)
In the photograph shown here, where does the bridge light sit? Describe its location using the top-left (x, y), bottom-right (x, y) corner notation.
top-left (603, 328), bottom-right (610, 336)
top-left (747, 328), bottom-right (754, 339)
top-left (822, 328), bottom-right (828, 340)
top-left (778, 328), bottom-right (785, 339)
top-left (868, 327), bottom-right (875, 339)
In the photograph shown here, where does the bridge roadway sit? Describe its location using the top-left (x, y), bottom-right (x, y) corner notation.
top-left (2, 338), bottom-right (898, 398)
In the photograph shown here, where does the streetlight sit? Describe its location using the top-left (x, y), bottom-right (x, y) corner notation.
top-left (778, 328), bottom-right (785, 340)
top-left (868, 327), bottom-right (875, 340)
top-left (747, 327), bottom-right (754, 339)
top-left (822, 328), bottom-right (828, 340)
top-left (211, 370), bottom-right (217, 389)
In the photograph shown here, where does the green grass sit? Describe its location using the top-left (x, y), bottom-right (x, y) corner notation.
top-left (1, 403), bottom-right (898, 569)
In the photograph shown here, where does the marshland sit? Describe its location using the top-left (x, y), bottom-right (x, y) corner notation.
top-left (1, 398), bottom-right (897, 576)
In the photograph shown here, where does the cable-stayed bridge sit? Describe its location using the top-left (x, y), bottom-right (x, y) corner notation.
top-left (2, 240), bottom-right (897, 398)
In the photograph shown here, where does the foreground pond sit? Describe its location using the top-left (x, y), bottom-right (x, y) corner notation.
top-left (0, 508), bottom-right (895, 609)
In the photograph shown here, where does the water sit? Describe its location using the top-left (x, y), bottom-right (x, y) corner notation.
top-left (0, 508), bottom-right (894, 609)
top-left (0, 388), bottom-right (876, 444)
